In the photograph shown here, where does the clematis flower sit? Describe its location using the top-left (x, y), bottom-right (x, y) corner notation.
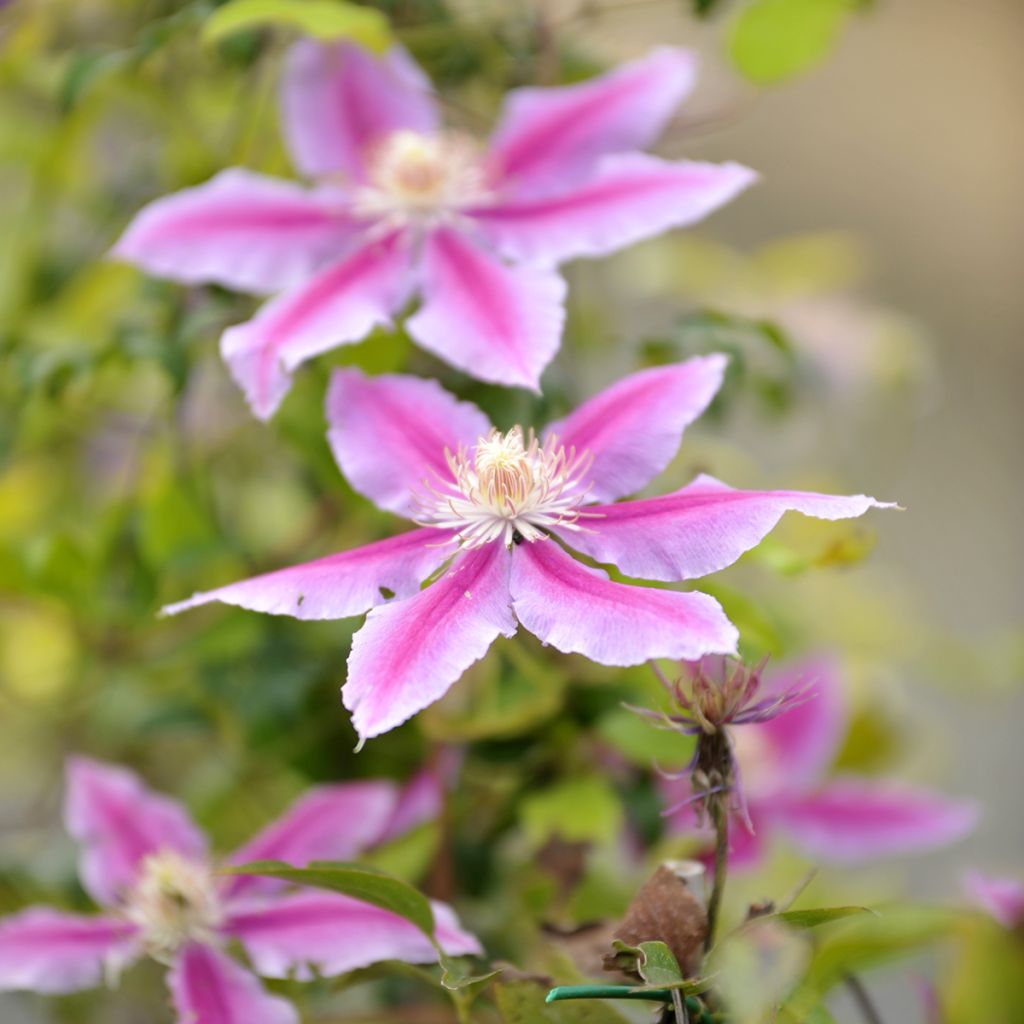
top-left (964, 871), bottom-right (1024, 929)
top-left (164, 354), bottom-right (892, 742)
top-left (664, 657), bottom-right (978, 867)
top-left (113, 42), bottom-right (755, 418)
top-left (0, 758), bottom-right (479, 1021)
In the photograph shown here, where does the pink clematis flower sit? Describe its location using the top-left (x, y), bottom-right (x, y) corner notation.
top-left (164, 354), bottom-right (892, 742)
top-left (113, 42), bottom-right (755, 418)
top-left (0, 758), bottom-right (479, 1021)
top-left (664, 657), bottom-right (979, 867)
top-left (964, 871), bottom-right (1024, 929)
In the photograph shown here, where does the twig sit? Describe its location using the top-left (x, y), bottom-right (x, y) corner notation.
top-left (844, 973), bottom-right (885, 1024)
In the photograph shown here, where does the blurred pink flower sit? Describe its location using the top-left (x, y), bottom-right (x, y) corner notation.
top-left (964, 871), bottom-right (1024, 929)
top-left (0, 758), bottom-right (479, 1021)
top-left (165, 356), bottom-right (892, 742)
top-left (664, 658), bottom-right (978, 867)
top-left (113, 43), bottom-right (755, 418)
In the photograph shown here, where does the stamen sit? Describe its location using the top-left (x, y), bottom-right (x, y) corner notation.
top-left (413, 427), bottom-right (597, 549)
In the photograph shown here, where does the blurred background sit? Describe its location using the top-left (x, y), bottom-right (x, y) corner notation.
top-left (1, 0), bottom-right (1021, 1021)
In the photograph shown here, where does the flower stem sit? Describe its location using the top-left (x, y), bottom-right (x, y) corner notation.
top-left (844, 972), bottom-right (885, 1024)
top-left (704, 801), bottom-right (729, 952)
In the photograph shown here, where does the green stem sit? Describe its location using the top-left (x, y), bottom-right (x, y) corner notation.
top-left (704, 801), bottom-right (729, 951)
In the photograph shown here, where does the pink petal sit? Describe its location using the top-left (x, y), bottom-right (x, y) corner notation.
top-left (488, 47), bottom-right (697, 196)
top-left (168, 943), bottom-right (297, 1024)
top-left (766, 780), bottom-right (979, 864)
top-left (343, 543), bottom-right (516, 740)
top-left (569, 473), bottom-right (897, 581)
top-left (162, 528), bottom-right (453, 622)
top-left (326, 368), bottom-right (490, 517)
top-left (544, 356), bottom-right (726, 503)
top-left (64, 757), bottom-right (207, 907)
top-left (509, 540), bottom-right (737, 666)
top-left (474, 154), bottom-right (756, 266)
top-left (221, 231), bottom-right (413, 419)
top-left (377, 770), bottom-right (443, 844)
top-left (111, 169), bottom-right (354, 294)
top-left (749, 656), bottom-right (848, 796)
top-left (964, 871), bottom-right (1024, 929)
top-left (225, 892), bottom-right (481, 980)
top-left (661, 782), bottom-right (768, 871)
top-left (0, 908), bottom-right (137, 994)
top-left (407, 227), bottom-right (566, 391)
top-left (224, 781), bottom-right (400, 900)
top-left (281, 40), bottom-right (438, 181)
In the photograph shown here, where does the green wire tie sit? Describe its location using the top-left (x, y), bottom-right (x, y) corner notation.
top-left (546, 985), bottom-right (713, 1020)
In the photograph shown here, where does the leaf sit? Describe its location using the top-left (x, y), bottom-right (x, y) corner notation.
top-left (774, 906), bottom-right (876, 929)
top-left (222, 859), bottom-right (436, 936)
top-left (202, 0), bottom-right (392, 50)
top-left (729, 0), bottom-right (855, 85)
top-left (520, 777), bottom-right (623, 848)
top-left (624, 940), bottom-right (684, 986)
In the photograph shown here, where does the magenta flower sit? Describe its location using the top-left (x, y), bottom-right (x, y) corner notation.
top-left (165, 355), bottom-right (891, 742)
top-left (664, 657), bottom-right (978, 867)
top-left (0, 758), bottom-right (479, 1020)
top-left (964, 871), bottom-right (1024, 929)
top-left (113, 42), bottom-right (755, 418)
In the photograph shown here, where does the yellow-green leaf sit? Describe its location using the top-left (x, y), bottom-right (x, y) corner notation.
top-left (203, 0), bottom-right (392, 51)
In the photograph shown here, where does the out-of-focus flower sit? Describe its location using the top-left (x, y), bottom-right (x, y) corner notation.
top-left (0, 758), bottom-right (479, 1021)
top-left (964, 871), bottom-right (1024, 929)
top-left (164, 355), bottom-right (892, 742)
top-left (113, 43), bottom-right (755, 418)
top-left (664, 657), bottom-right (977, 867)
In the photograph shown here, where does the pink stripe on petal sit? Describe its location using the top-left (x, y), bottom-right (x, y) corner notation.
top-left (510, 540), bottom-right (737, 666)
top-left (0, 908), bottom-right (137, 994)
top-left (162, 528), bottom-right (454, 622)
top-left (221, 231), bottom-right (413, 419)
top-left (111, 169), bottom-right (354, 294)
top-left (488, 47), bottom-right (697, 196)
top-left (224, 781), bottom-right (399, 901)
top-left (281, 41), bottom-right (439, 181)
top-left (326, 369), bottom-right (491, 517)
top-left (168, 943), bottom-right (297, 1024)
top-left (545, 356), bottom-right (726, 503)
top-left (473, 154), bottom-right (756, 266)
top-left (964, 871), bottom-right (1024, 929)
top-left (64, 757), bottom-right (206, 907)
top-left (569, 473), bottom-right (897, 581)
top-left (344, 543), bottom-right (516, 740)
top-left (407, 227), bottom-right (566, 391)
top-left (225, 892), bottom-right (480, 980)
top-left (767, 780), bottom-right (978, 864)
top-left (377, 770), bottom-right (443, 844)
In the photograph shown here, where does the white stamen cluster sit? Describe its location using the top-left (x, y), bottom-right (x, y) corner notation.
top-left (123, 850), bottom-right (223, 962)
top-left (352, 130), bottom-right (493, 227)
top-left (415, 427), bottom-right (594, 548)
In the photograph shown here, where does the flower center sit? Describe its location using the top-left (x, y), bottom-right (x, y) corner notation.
top-left (353, 130), bottom-right (493, 226)
top-left (414, 427), bottom-right (594, 549)
top-left (124, 850), bottom-right (223, 962)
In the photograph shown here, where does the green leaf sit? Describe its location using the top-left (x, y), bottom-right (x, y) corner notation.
top-left (520, 777), bottom-right (623, 848)
top-left (729, 0), bottom-right (855, 85)
top-left (775, 906), bottom-right (877, 929)
top-left (223, 860), bottom-right (435, 936)
top-left (202, 0), bottom-right (392, 50)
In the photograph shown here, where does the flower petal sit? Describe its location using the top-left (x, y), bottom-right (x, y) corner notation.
top-left (488, 47), bottom-right (697, 196)
top-left (407, 227), bottom-right (566, 391)
top-left (344, 543), bottom-right (516, 740)
top-left (569, 473), bottom-right (897, 580)
top-left (225, 892), bottom-right (481, 980)
top-left (749, 657), bottom-right (848, 796)
top-left (224, 781), bottom-right (400, 900)
top-left (663, 786), bottom-right (769, 872)
top-left (168, 943), bottom-right (297, 1024)
top-left (474, 154), bottom-right (756, 266)
top-left (111, 169), bottom-right (354, 294)
top-left (766, 780), bottom-right (978, 864)
top-left (964, 871), bottom-right (1024, 929)
top-left (545, 356), bottom-right (726, 503)
top-left (281, 40), bottom-right (439, 181)
top-left (326, 368), bottom-right (491, 517)
top-left (64, 757), bottom-right (207, 906)
top-left (162, 528), bottom-right (453, 622)
top-left (0, 909), bottom-right (137, 994)
top-left (510, 540), bottom-right (737, 666)
top-left (378, 770), bottom-right (443, 844)
top-left (221, 231), bottom-right (413, 419)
